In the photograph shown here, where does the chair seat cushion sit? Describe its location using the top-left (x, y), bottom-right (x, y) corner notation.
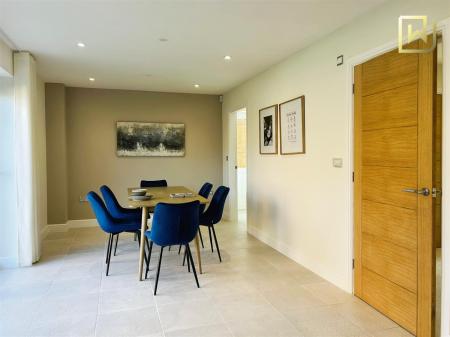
top-left (116, 211), bottom-right (141, 222)
top-left (111, 218), bottom-right (142, 233)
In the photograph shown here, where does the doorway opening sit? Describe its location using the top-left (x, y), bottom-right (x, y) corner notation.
top-left (228, 108), bottom-right (247, 226)
top-left (236, 109), bottom-right (247, 226)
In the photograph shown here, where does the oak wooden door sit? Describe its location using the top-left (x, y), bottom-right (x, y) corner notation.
top-left (354, 40), bottom-right (436, 337)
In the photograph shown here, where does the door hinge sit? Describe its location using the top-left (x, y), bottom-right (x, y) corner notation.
top-left (352, 83), bottom-right (355, 94)
top-left (352, 172), bottom-right (354, 182)
top-left (352, 259), bottom-right (355, 269)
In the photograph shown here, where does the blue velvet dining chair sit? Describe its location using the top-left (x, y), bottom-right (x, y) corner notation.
top-left (199, 186), bottom-right (230, 262)
top-left (100, 185), bottom-right (142, 256)
top-left (178, 182), bottom-right (212, 255)
top-left (87, 191), bottom-right (142, 276)
top-left (144, 201), bottom-right (200, 295)
top-left (140, 179), bottom-right (168, 188)
top-left (196, 182), bottom-right (213, 248)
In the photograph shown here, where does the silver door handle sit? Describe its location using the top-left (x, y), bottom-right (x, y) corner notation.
top-left (402, 187), bottom-right (430, 196)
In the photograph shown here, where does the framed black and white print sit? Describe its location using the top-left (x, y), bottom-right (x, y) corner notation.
top-left (259, 104), bottom-right (278, 154)
top-left (116, 121), bottom-right (185, 157)
top-left (279, 96), bottom-right (305, 154)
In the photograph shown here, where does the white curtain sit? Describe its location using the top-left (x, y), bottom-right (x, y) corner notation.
top-left (13, 52), bottom-right (44, 266)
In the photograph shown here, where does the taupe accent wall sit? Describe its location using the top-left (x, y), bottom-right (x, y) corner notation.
top-left (46, 83), bottom-right (68, 224)
top-left (46, 86), bottom-right (222, 222)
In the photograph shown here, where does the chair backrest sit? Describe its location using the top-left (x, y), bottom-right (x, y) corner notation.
top-left (140, 179), bottom-right (168, 188)
top-left (202, 186), bottom-right (230, 225)
top-left (150, 201), bottom-right (200, 246)
top-left (198, 182), bottom-right (213, 198)
top-left (100, 185), bottom-right (123, 218)
top-left (86, 191), bottom-right (115, 233)
top-left (198, 182), bottom-right (213, 215)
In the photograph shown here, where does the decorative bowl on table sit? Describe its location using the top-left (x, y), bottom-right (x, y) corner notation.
top-left (130, 189), bottom-right (147, 196)
top-left (129, 194), bottom-right (152, 201)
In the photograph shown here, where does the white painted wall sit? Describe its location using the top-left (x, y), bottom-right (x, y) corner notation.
top-left (222, 0), bottom-right (450, 292)
top-left (0, 36), bottom-right (13, 76)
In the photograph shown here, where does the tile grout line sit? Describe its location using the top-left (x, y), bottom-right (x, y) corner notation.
top-left (93, 236), bottom-right (108, 337)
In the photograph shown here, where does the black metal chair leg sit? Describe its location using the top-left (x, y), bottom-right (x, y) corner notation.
top-left (145, 240), bottom-right (153, 279)
top-left (154, 246), bottom-right (164, 295)
top-left (134, 232), bottom-right (137, 241)
top-left (187, 249), bottom-right (190, 273)
top-left (105, 233), bottom-right (112, 264)
top-left (198, 228), bottom-right (204, 248)
top-left (208, 226), bottom-right (214, 252)
top-left (136, 231), bottom-right (141, 246)
top-left (106, 234), bottom-right (114, 276)
top-left (145, 235), bottom-right (151, 251)
top-left (182, 247), bottom-right (187, 266)
top-left (178, 244), bottom-right (182, 255)
top-left (211, 225), bottom-right (222, 262)
top-left (113, 234), bottom-right (119, 256)
top-left (186, 244), bottom-right (200, 288)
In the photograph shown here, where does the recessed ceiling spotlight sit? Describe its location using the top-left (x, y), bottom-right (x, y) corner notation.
top-left (194, 84), bottom-right (200, 88)
top-left (77, 42), bottom-right (85, 48)
top-left (159, 38), bottom-right (168, 42)
top-left (224, 55), bottom-right (232, 61)
top-left (89, 77), bottom-right (95, 82)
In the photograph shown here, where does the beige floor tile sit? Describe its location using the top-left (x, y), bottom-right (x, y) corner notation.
top-left (282, 305), bottom-right (343, 324)
top-left (95, 306), bottom-right (162, 337)
top-left (294, 317), bottom-right (366, 337)
top-left (333, 300), bottom-right (398, 332)
top-left (157, 298), bottom-right (223, 332)
top-left (227, 317), bottom-right (301, 337)
top-left (99, 286), bottom-right (155, 314)
top-left (47, 275), bottom-right (101, 297)
top-left (35, 292), bottom-right (100, 323)
top-left (262, 285), bottom-right (325, 313)
top-left (30, 313), bottom-right (97, 337)
top-left (153, 287), bottom-right (208, 306)
top-left (0, 297), bottom-right (40, 337)
top-left (164, 323), bottom-right (232, 337)
top-left (372, 327), bottom-right (414, 337)
top-left (201, 278), bottom-right (259, 299)
top-left (100, 271), bottom-right (152, 292)
top-left (0, 221), bottom-right (409, 337)
top-left (215, 292), bottom-right (284, 322)
top-left (0, 280), bottom-right (52, 301)
top-left (302, 282), bottom-right (353, 305)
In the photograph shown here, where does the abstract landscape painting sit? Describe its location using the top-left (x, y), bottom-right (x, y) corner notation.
top-left (117, 122), bottom-right (185, 157)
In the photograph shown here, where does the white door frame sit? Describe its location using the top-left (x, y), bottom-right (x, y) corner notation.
top-left (346, 17), bottom-right (450, 337)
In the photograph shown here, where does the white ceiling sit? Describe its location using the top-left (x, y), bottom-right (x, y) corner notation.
top-left (0, 0), bottom-right (387, 94)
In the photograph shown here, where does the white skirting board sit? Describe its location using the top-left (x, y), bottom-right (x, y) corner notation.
top-left (40, 217), bottom-right (152, 240)
top-left (247, 224), bottom-right (351, 293)
top-left (40, 219), bottom-right (97, 239)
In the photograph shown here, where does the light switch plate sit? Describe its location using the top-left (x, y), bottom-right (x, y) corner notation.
top-left (333, 158), bottom-right (343, 168)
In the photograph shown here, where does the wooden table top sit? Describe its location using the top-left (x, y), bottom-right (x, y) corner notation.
top-left (127, 186), bottom-right (209, 208)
